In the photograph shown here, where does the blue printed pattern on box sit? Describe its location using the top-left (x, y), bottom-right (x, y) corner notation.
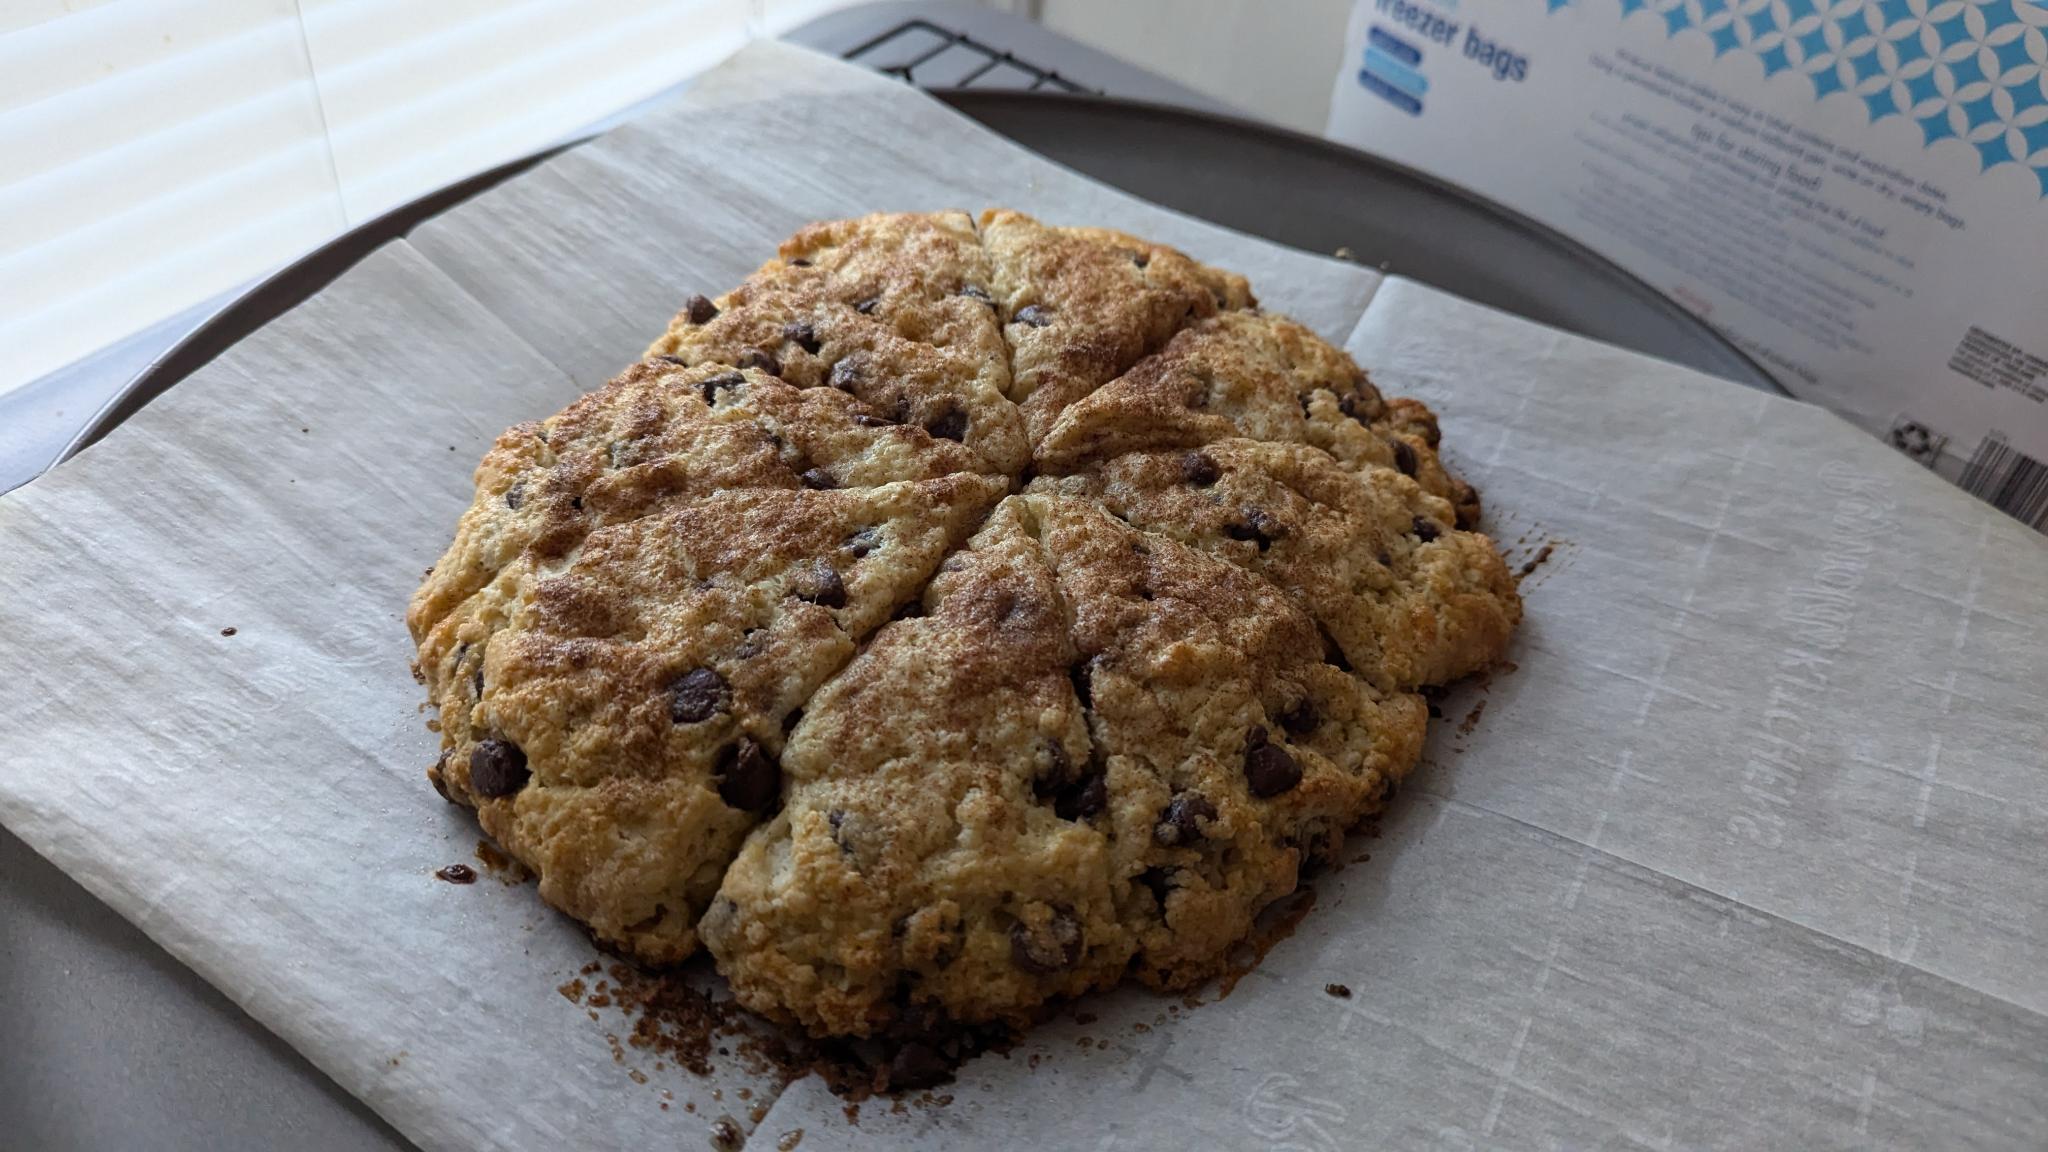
top-left (1362, 26), bottom-right (1430, 113)
top-left (1560, 0), bottom-right (2048, 194)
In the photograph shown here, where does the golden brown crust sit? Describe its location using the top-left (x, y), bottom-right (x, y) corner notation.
top-left (412, 209), bottom-right (1520, 1037)
top-left (707, 494), bottom-right (1429, 1033)
top-left (705, 499), bottom-right (1112, 1033)
top-left (646, 212), bottom-right (1027, 475)
top-left (1027, 439), bottom-right (1519, 692)
top-left (410, 353), bottom-right (1008, 961)
top-left (1026, 493), bottom-right (1425, 992)
top-left (980, 209), bottom-right (1254, 446)
top-left (1033, 311), bottom-right (1484, 525)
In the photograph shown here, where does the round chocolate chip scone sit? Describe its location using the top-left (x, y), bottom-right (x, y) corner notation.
top-left (410, 209), bottom-right (1520, 1037)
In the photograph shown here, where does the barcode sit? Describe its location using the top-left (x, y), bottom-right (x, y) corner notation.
top-left (1958, 434), bottom-right (2048, 529)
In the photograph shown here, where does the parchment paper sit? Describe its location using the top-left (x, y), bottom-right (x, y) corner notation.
top-left (2, 40), bottom-right (2044, 1152)
top-left (406, 41), bottom-right (1379, 393)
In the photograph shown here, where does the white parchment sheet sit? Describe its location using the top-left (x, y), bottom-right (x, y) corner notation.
top-left (2, 41), bottom-right (2043, 1151)
top-left (405, 40), bottom-right (1379, 396)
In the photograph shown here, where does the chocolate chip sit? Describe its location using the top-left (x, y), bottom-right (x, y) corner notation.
top-left (1041, 740), bottom-right (1073, 785)
top-left (855, 296), bottom-right (881, 315)
top-left (1325, 983), bottom-right (1353, 999)
top-left (789, 257), bottom-right (813, 267)
top-left (1125, 248), bottom-right (1150, 268)
top-left (739, 349), bottom-right (782, 377)
top-left (1376, 550), bottom-right (1392, 567)
top-left (1280, 698), bottom-right (1319, 738)
top-left (1248, 507), bottom-right (1287, 540)
top-left (1412, 516), bottom-right (1442, 543)
top-left (670, 667), bottom-right (730, 724)
top-left (1012, 304), bottom-right (1052, 327)
top-left (715, 738), bottom-right (780, 810)
top-left (625, 904), bottom-right (668, 932)
top-left (1416, 412), bottom-right (1443, 448)
top-left (700, 370), bottom-right (744, 404)
top-left (1009, 906), bottom-right (1082, 973)
top-left (783, 321), bottom-right (821, 355)
top-left (1153, 792), bottom-right (1217, 847)
top-left (1390, 439), bottom-right (1417, 477)
top-left (1053, 773), bottom-right (1107, 821)
top-left (504, 482), bottom-right (525, 510)
top-left (569, 495), bottom-right (583, 512)
top-left (816, 566), bottom-right (848, 609)
top-left (652, 353), bottom-right (687, 366)
top-left (827, 357), bottom-right (861, 392)
top-left (1452, 479), bottom-right (1483, 530)
top-left (683, 295), bottom-right (717, 325)
top-left (845, 527), bottom-right (882, 558)
top-left (926, 407), bottom-right (968, 442)
top-left (469, 739), bottom-right (529, 798)
top-left (889, 998), bottom-right (948, 1039)
top-left (1138, 866), bottom-right (1175, 908)
top-left (1244, 727), bottom-right (1301, 797)
top-left (1338, 380), bottom-right (1385, 423)
top-left (796, 562), bottom-right (846, 609)
top-left (885, 1041), bottom-right (953, 1091)
top-left (958, 285), bottom-right (992, 304)
top-left (800, 467), bottom-right (836, 490)
top-left (1181, 451), bottom-right (1220, 487)
top-left (852, 413), bottom-right (890, 428)
top-left (1224, 508), bottom-right (1286, 551)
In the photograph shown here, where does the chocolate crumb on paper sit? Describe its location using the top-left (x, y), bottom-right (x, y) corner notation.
top-left (474, 838), bottom-right (532, 883)
top-left (1458, 698), bottom-right (1488, 737)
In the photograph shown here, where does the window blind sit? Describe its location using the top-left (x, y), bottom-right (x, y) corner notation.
top-left (0, 0), bottom-right (849, 397)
